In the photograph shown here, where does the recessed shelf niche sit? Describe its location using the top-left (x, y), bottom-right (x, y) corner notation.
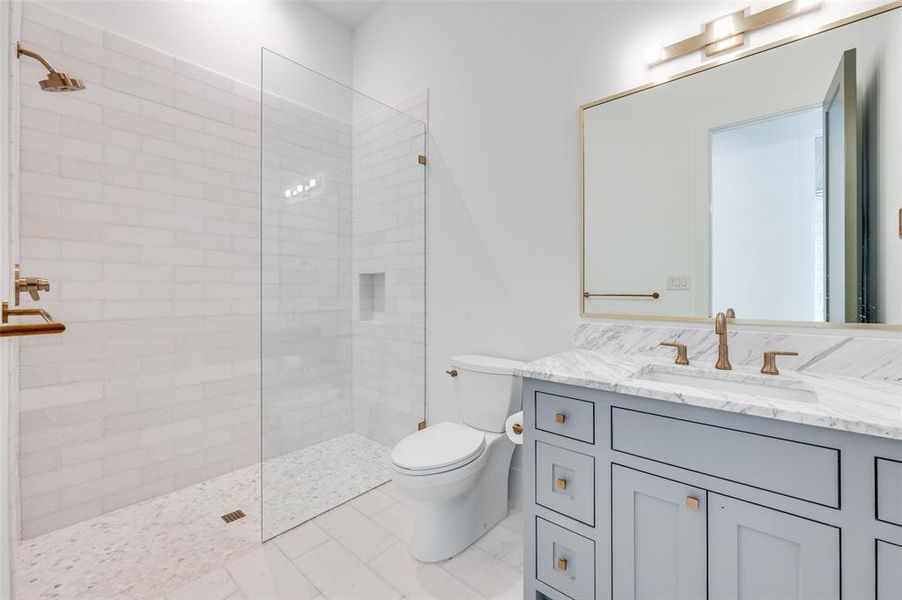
top-left (359, 272), bottom-right (385, 322)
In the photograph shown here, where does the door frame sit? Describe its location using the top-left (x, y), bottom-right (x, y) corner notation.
top-left (1, 0), bottom-right (21, 597)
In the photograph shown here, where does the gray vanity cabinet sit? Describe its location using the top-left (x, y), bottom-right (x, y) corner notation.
top-left (611, 466), bottom-right (706, 600)
top-left (707, 494), bottom-right (840, 600)
top-left (523, 379), bottom-right (902, 600)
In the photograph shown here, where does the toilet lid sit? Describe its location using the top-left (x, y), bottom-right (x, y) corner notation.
top-left (391, 422), bottom-right (486, 472)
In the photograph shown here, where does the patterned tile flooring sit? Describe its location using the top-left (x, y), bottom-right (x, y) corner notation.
top-left (14, 433), bottom-right (439, 600)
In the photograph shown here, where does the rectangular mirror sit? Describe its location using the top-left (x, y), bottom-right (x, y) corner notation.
top-left (581, 4), bottom-right (902, 327)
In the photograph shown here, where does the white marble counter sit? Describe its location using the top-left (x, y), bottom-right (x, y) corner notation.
top-left (518, 349), bottom-right (902, 440)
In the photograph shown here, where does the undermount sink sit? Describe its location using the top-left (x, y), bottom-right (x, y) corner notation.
top-left (635, 364), bottom-right (818, 404)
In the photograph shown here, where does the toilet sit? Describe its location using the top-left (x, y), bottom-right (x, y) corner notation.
top-left (390, 354), bottom-right (523, 562)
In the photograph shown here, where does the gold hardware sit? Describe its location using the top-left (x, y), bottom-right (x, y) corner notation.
top-left (714, 312), bottom-right (732, 370)
top-left (557, 557), bottom-right (568, 572)
top-left (418, 155), bottom-right (427, 165)
top-left (583, 291), bottom-right (660, 299)
top-left (17, 43), bottom-right (86, 92)
top-left (554, 413), bottom-right (566, 424)
top-left (726, 307), bottom-right (736, 319)
top-left (760, 351), bottom-right (799, 376)
top-left (445, 369), bottom-right (458, 377)
top-left (1, 302), bottom-right (65, 338)
top-left (417, 421), bottom-right (427, 430)
top-left (686, 496), bottom-right (700, 511)
top-left (556, 478), bottom-right (568, 491)
top-left (646, 0), bottom-right (821, 66)
top-left (14, 264), bottom-right (50, 306)
top-left (221, 509), bottom-right (246, 523)
top-left (659, 341), bottom-right (689, 365)
top-left (511, 423), bottom-right (523, 435)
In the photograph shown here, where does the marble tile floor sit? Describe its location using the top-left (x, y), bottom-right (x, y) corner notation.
top-left (15, 433), bottom-right (403, 600)
top-left (168, 486), bottom-right (524, 600)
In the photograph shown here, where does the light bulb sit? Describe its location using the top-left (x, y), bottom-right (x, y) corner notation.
top-left (711, 15), bottom-right (736, 40)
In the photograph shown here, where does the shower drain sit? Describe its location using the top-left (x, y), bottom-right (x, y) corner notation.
top-left (221, 510), bottom-right (246, 524)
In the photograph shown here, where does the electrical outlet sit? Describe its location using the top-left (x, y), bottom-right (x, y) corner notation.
top-left (666, 274), bottom-right (691, 290)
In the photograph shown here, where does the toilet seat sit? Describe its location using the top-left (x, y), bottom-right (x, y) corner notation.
top-left (391, 421), bottom-right (486, 476)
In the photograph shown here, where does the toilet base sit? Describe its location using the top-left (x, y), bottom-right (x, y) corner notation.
top-left (394, 433), bottom-right (515, 563)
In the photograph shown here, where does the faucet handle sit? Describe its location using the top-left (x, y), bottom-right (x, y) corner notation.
top-left (13, 264), bottom-right (50, 306)
top-left (761, 351), bottom-right (798, 376)
top-left (660, 341), bottom-right (689, 365)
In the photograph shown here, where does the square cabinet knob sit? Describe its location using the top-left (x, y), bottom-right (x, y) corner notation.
top-left (556, 478), bottom-right (567, 491)
top-left (554, 413), bottom-right (566, 424)
top-left (557, 557), bottom-right (568, 572)
top-left (686, 496), bottom-right (700, 511)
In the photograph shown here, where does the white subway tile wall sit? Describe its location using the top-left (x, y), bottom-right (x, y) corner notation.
top-left (260, 90), bottom-right (353, 462)
top-left (351, 95), bottom-right (427, 447)
top-left (16, 5), bottom-right (428, 538)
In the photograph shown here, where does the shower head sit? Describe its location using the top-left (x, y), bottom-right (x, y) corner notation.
top-left (16, 43), bottom-right (86, 92)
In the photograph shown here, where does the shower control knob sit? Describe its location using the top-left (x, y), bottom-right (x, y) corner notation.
top-left (445, 369), bottom-right (458, 377)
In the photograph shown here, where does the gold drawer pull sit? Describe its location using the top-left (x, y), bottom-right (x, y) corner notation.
top-left (554, 413), bottom-right (566, 424)
top-left (557, 557), bottom-right (568, 572)
top-left (556, 478), bottom-right (567, 491)
top-left (686, 496), bottom-right (700, 511)
top-left (511, 423), bottom-right (523, 434)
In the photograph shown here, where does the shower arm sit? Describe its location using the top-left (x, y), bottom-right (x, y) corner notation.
top-left (17, 43), bottom-right (57, 73)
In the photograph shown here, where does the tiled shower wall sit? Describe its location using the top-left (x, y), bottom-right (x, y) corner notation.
top-left (261, 91), bottom-right (353, 460)
top-left (14, 3), bottom-right (427, 538)
top-left (14, 4), bottom-right (263, 538)
top-left (13, 4), bottom-right (359, 538)
top-left (351, 94), bottom-right (427, 447)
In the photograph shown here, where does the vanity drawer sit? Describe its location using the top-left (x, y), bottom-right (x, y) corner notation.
top-left (611, 407), bottom-right (840, 507)
top-left (877, 458), bottom-right (902, 526)
top-left (535, 441), bottom-right (595, 526)
top-left (536, 517), bottom-right (595, 600)
top-left (535, 392), bottom-right (595, 444)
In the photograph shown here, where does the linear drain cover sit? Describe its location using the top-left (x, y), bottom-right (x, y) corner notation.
top-left (221, 510), bottom-right (246, 524)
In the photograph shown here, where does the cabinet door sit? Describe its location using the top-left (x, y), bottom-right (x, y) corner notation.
top-left (878, 540), bottom-right (902, 600)
top-left (708, 494), bottom-right (840, 600)
top-left (612, 466), bottom-right (706, 600)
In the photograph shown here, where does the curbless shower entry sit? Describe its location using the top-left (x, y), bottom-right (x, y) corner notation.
top-left (260, 49), bottom-right (427, 541)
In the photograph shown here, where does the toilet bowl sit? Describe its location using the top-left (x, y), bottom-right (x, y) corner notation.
top-left (390, 354), bottom-right (523, 562)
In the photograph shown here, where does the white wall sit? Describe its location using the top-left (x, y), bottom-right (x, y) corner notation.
top-left (37, 0), bottom-right (352, 86)
top-left (711, 107), bottom-right (824, 322)
top-left (351, 1), bottom-right (891, 473)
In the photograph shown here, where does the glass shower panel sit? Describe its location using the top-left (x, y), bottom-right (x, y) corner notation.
top-left (261, 49), bottom-right (426, 541)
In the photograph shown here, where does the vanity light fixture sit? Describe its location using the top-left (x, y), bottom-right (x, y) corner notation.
top-left (645, 0), bottom-right (821, 67)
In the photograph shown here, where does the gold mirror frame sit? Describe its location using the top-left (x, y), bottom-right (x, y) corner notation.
top-left (580, 0), bottom-right (902, 331)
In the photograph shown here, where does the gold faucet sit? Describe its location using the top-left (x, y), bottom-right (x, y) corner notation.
top-left (714, 312), bottom-right (731, 370)
top-left (14, 264), bottom-right (50, 306)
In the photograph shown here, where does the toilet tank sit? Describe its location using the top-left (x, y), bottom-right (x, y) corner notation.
top-left (451, 354), bottom-right (524, 432)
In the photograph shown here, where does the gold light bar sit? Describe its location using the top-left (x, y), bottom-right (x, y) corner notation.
top-left (647, 0), bottom-right (821, 66)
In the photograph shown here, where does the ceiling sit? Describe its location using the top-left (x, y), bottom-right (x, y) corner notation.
top-left (308, 1), bottom-right (387, 28)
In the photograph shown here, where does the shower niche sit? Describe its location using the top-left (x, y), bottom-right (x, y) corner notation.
top-left (359, 273), bottom-right (385, 323)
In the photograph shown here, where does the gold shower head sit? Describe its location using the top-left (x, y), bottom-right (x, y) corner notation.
top-left (16, 43), bottom-right (86, 92)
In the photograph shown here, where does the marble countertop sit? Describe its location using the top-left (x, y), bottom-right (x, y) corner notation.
top-left (517, 349), bottom-right (902, 440)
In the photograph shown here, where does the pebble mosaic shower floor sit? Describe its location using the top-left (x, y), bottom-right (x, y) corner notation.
top-left (15, 433), bottom-right (392, 600)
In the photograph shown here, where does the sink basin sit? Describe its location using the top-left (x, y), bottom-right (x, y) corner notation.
top-left (635, 365), bottom-right (817, 404)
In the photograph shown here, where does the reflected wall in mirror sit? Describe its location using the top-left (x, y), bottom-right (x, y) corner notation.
top-left (582, 4), bottom-right (902, 327)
